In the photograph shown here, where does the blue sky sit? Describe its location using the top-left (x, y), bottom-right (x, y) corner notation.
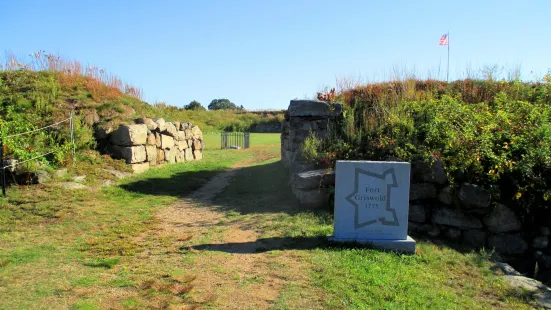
top-left (2, 0), bottom-right (550, 110)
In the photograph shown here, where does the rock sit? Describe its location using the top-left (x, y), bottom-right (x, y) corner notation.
top-left (193, 150), bottom-right (203, 160)
top-left (492, 262), bottom-right (522, 276)
top-left (438, 186), bottom-right (454, 205)
top-left (178, 140), bottom-right (189, 151)
top-left (288, 100), bottom-right (342, 117)
top-left (4, 159), bottom-right (17, 173)
top-left (293, 187), bottom-right (330, 209)
top-left (157, 149), bottom-right (165, 161)
top-left (459, 183), bottom-right (491, 208)
top-left (145, 118), bottom-right (158, 131)
top-left (145, 145), bottom-right (157, 163)
top-left (192, 140), bottom-right (202, 151)
top-left (146, 133), bottom-right (156, 145)
top-left (161, 134), bottom-right (175, 149)
top-left (101, 180), bottom-right (114, 187)
top-left (412, 158), bottom-right (448, 184)
top-left (184, 148), bottom-right (193, 161)
top-left (172, 121), bottom-right (180, 131)
top-left (165, 149), bottom-right (177, 163)
top-left (72, 175), bottom-right (86, 183)
top-left (427, 225), bottom-right (441, 237)
top-left (155, 132), bottom-right (162, 148)
top-left (54, 168), bottom-right (68, 178)
top-left (35, 170), bottom-right (50, 184)
top-left (541, 227), bottom-right (551, 236)
top-left (501, 274), bottom-right (551, 309)
top-left (184, 129), bottom-right (193, 139)
top-left (131, 162), bottom-right (150, 174)
top-left (534, 292), bottom-right (551, 309)
top-left (94, 126), bottom-right (113, 140)
top-left (447, 228), bottom-right (462, 240)
top-left (488, 233), bottom-right (528, 255)
top-left (483, 204), bottom-right (522, 233)
top-left (432, 207), bottom-right (483, 229)
top-left (408, 223), bottom-right (434, 234)
top-left (409, 183), bottom-right (437, 200)
top-left (57, 182), bottom-right (89, 190)
top-left (463, 230), bottom-right (487, 248)
top-left (230, 145), bottom-right (241, 150)
top-left (177, 131), bottom-right (187, 141)
top-left (292, 170), bottom-right (335, 190)
top-left (174, 140), bottom-right (184, 151)
top-left (136, 117), bottom-right (158, 131)
top-left (408, 204), bottom-right (426, 223)
top-left (503, 275), bottom-right (549, 293)
top-left (533, 236), bottom-right (549, 249)
top-left (110, 124), bottom-right (148, 146)
top-left (175, 150), bottom-right (185, 163)
top-left (103, 169), bottom-right (131, 179)
top-left (180, 122), bottom-right (190, 130)
top-left (164, 122), bottom-right (178, 138)
top-left (191, 126), bottom-right (203, 140)
top-left (155, 118), bottom-right (167, 132)
top-left (112, 145), bottom-right (147, 164)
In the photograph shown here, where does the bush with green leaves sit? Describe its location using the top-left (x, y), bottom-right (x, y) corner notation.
top-left (306, 76), bottom-right (551, 217)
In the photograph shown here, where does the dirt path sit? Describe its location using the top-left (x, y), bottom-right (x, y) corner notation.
top-left (150, 168), bottom-right (322, 309)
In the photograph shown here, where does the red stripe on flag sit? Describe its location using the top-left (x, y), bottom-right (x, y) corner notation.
top-left (439, 34), bottom-right (448, 45)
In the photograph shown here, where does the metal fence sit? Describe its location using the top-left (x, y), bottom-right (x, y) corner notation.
top-left (0, 111), bottom-right (75, 196)
top-left (221, 132), bottom-right (250, 149)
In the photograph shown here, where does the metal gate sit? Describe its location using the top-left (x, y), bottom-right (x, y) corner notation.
top-left (221, 132), bottom-right (250, 149)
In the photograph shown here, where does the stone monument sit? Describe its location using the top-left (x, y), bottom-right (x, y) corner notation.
top-left (330, 160), bottom-right (416, 253)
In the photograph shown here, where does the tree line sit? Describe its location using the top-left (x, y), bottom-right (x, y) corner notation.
top-left (184, 99), bottom-right (245, 111)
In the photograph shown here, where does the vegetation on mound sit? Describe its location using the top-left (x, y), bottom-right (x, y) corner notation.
top-left (303, 74), bottom-right (551, 217)
top-left (0, 52), bottom-right (282, 172)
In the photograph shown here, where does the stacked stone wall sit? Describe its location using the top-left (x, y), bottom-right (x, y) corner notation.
top-left (96, 117), bottom-right (204, 172)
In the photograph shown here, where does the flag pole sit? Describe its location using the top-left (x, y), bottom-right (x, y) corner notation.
top-left (447, 30), bottom-right (450, 83)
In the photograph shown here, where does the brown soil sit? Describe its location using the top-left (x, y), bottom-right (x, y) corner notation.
top-left (147, 168), bottom-right (323, 309)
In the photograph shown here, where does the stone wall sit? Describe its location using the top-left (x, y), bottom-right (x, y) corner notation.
top-left (281, 100), bottom-right (551, 263)
top-left (249, 122), bottom-right (281, 133)
top-left (96, 117), bottom-right (204, 172)
top-left (281, 100), bottom-right (342, 208)
top-left (406, 158), bottom-right (549, 258)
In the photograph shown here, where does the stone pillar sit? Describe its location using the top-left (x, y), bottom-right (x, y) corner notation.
top-left (281, 99), bottom-right (342, 208)
top-left (281, 99), bottom-right (342, 176)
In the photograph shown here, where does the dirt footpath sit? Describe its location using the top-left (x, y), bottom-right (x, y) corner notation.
top-left (152, 169), bottom-right (323, 309)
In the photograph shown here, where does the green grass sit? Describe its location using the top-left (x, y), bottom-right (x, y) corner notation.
top-left (310, 246), bottom-right (531, 309)
top-left (0, 133), bottom-right (538, 309)
top-left (209, 144), bottom-right (535, 309)
top-left (0, 136), bottom-right (277, 309)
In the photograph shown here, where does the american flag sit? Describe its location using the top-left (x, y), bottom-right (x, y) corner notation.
top-left (439, 34), bottom-right (449, 45)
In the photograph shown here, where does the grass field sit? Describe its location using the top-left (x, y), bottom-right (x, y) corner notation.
top-left (0, 133), bottom-right (537, 309)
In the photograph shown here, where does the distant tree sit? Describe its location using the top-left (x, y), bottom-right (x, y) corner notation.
top-left (238, 105), bottom-right (245, 110)
top-left (184, 100), bottom-right (206, 111)
top-left (208, 98), bottom-right (238, 110)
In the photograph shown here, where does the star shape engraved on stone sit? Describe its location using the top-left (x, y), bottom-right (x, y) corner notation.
top-left (345, 168), bottom-right (400, 229)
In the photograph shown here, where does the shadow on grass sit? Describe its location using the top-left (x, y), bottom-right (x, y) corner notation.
top-left (190, 236), bottom-right (329, 254)
top-left (119, 160), bottom-right (322, 216)
top-left (189, 237), bottom-right (413, 255)
top-left (119, 169), bottom-right (225, 198)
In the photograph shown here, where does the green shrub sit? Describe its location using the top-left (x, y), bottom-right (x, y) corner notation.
top-left (300, 131), bottom-right (322, 163)
top-left (315, 76), bottom-right (551, 216)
